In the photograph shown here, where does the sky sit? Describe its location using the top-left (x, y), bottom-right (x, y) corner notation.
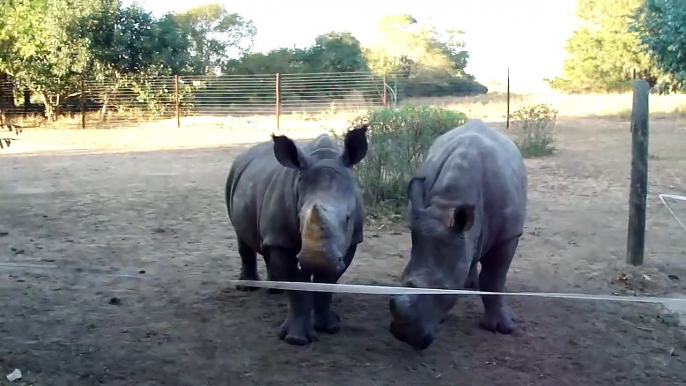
top-left (127, 0), bottom-right (580, 92)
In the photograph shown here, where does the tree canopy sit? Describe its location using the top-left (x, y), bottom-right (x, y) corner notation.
top-left (0, 2), bottom-right (486, 120)
top-left (550, 0), bottom-right (686, 93)
top-left (632, 0), bottom-right (686, 93)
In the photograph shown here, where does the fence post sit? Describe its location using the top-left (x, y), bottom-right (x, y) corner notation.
top-left (626, 79), bottom-right (650, 266)
top-left (174, 75), bottom-right (180, 128)
top-left (80, 77), bottom-right (86, 129)
top-left (382, 76), bottom-right (388, 107)
top-left (506, 67), bottom-right (510, 129)
top-left (275, 73), bottom-right (281, 132)
top-left (0, 74), bottom-right (4, 126)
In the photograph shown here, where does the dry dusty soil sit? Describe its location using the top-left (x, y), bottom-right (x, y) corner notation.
top-left (1, 117), bottom-right (686, 386)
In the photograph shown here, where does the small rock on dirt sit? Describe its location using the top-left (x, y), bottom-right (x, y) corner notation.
top-left (0, 231), bottom-right (8, 237)
top-left (6, 368), bottom-right (22, 381)
top-left (668, 274), bottom-right (680, 281)
top-left (109, 297), bottom-right (121, 305)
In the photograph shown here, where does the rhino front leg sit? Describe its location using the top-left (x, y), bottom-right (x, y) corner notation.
top-left (235, 237), bottom-right (260, 291)
top-left (478, 237), bottom-right (519, 334)
top-left (269, 248), bottom-right (316, 346)
top-left (464, 260), bottom-right (479, 289)
top-left (313, 244), bottom-right (357, 334)
top-left (262, 254), bottom-right (283, 295)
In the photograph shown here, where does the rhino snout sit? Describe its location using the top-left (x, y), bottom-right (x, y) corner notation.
top-left (296, 249), bottom-right (344, 273)
top-left (389, 294), bottom-right (439, 350)
top-left (389, 294), bottom-right (413, 321)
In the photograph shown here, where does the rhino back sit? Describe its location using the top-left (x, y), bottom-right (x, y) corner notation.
top-left (420, 120), bottom-right (527, 251)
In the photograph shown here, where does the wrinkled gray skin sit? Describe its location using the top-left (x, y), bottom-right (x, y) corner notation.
top-left (389, 119), bottom-right (527, 350)
top-left (225, 126), bottom-right (368, 346)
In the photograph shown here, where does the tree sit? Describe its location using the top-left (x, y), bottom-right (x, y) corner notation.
top-left (83, 0), bottom-right (163, 118)
top-left (173, 4), bottom-right (256, 75)
top-left (550, 0), bottom-right (657, 93)
top-left (632, 0), bottom-right (686, 92)
top-left (363, 14), bottom-right (485, 98)
top-left (305, 32), bottom-right (369, 73)
top-left (0, 0), bottom-right (98, 120)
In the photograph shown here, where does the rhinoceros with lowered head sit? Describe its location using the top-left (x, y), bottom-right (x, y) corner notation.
top-left (389, 119), bottom-right (528, 350)
top-left (225, 125), bottom-right (369, 346)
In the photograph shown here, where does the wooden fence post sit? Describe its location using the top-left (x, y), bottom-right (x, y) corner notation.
top-left (80, 78), bottom-right (86, 129)
top-left (275, 73), bottom-right (281, 132)
top-left (506, 67), bottom-right (511, 129)
top-left (626, 79), bottom-right (650, 266)
top-left (174, 75), bottom-right (180, 128)
top-left (382, 76), bottom-right (388, 107)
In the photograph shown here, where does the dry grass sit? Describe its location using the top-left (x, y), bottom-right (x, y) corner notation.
top-left (5, 92), bottom-right (686, 136)
top-left (0, 113), bottom-right (362, 154)
top-left (3, 91), bottom-right (686, 155)
top-left (400, 92), bottom-right (686, 120)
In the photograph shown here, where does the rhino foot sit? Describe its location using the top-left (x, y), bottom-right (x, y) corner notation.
top-left (314, 310), bottom-right (341, 334)
top-left (235, 271), bottom-right (260, 292)
top-left (265, 272), bottom-right (284, 294)
top-left (479, 305), bottom-right (515, 334)
top-left (278, 315), bottom-right (317, 346)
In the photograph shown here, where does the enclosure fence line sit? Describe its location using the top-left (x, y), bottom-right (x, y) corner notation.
top-left (0, 71), bottom-right (403, 130)
top-left (84, 71), bottom-right (391, 131)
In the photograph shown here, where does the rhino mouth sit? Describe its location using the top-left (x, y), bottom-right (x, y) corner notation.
top-left (296, 250), bottom-right (345, 273)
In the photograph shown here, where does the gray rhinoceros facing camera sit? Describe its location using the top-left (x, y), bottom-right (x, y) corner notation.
top-left (225, 124), bottom-right (369, 346)
top-left (389, 119), bottom-right (528, 350)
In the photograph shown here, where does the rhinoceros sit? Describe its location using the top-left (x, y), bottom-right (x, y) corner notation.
top-left (388, 119), bottom-right (527, 350)
top-left (225, 125), bottom-right (368, 346)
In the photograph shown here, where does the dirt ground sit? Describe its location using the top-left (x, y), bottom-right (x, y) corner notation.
top-left (1, 117), bottom-right (686, 386)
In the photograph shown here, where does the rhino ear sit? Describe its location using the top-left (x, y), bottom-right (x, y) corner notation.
top-left (449, 205), bottom-right (475, 234)
top-left (272, 134), bottom-right (309, 170)
top-left (406, 177), bottom-right (426, 211)
top-left (341, 124), bottom-right (369, 167)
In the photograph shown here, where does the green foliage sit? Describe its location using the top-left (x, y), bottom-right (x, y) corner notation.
top-left (632, 0), bottom-right (686, 93)
top-left (550, 0), bottom-right (657, 93)
top-left (511, 104), bottom-right (558, 158)
top-left (0, 5), bottom-right (486, 121)
top-left (334, 106), bottom-right (468, 216)
top-left (173, 4), bottom-right (256, 75)
top-left (0, 0), bottom-right (98, 120)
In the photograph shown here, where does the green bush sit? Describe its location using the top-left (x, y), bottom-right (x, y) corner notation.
top-left (334, 105), bottom-right (468, 217)
top-left (511, 103), bottom-right (558, 158)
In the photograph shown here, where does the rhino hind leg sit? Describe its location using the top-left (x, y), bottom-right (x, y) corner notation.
top-left (312, 244), bottom-right (357, 334)
top-left (235, 237), bottom-right (260, 291)
top-left (478, 237), bottom-right (519, 334)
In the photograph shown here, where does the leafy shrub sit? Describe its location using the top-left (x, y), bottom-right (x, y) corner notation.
top-left (333, 105), bottom-right (468, 217)
top-left (511, 103), bottom-right (558, 157)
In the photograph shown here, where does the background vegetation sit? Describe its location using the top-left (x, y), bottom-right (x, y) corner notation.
top-left (549, 0), bottom-right (686, 94)
top-left (0, 0), bottom-right (487, 121)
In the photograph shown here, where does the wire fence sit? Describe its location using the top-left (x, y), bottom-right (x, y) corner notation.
top-left (0, 71), bottom-right (396, 130)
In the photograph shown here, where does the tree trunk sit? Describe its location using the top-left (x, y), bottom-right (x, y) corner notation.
top-left (40, 92), bottom-right (56, 122)
top-left (24, 88), bottom-right (31, 114)
top-left (100, 93), bottom-right (109, 122)
top-left (0, 72), bottom-right (17, 125)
